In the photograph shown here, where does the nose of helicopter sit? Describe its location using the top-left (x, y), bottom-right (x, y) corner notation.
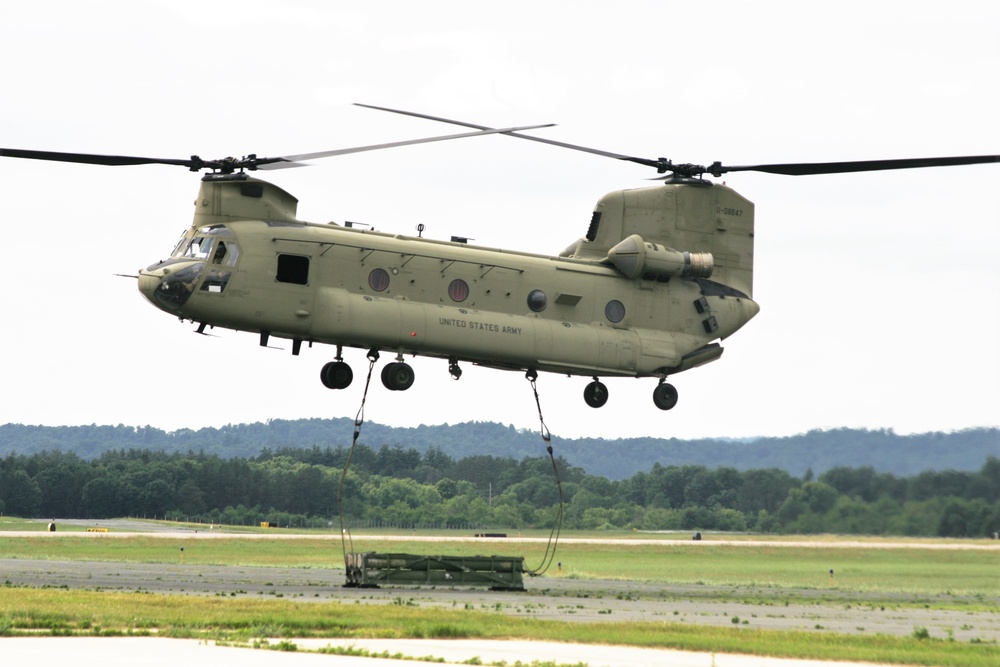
top-left (137, 260), bottom-right (206, 312)
top-left (137, 270), bottom-right (161, 304)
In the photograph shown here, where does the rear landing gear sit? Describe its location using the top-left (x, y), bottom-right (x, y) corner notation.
top-left (583, 378), bottom-right (609, 408)
top-left (652, 381), bottom-right (678, 410)
top-left (381, 361), bottom-right (415, 391)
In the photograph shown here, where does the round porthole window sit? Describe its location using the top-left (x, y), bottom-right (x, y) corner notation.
top-left (605, 299), bottom-right (626, 323)
top-left (368, 268), bottom-right (390, 292)
top-left (527, 289), bottom-right (547, 312)
top-left (448, 278), bottom-right (469, 302)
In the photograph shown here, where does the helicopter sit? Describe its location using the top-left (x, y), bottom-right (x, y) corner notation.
top-left (2, 106), bottom-right (996, 410)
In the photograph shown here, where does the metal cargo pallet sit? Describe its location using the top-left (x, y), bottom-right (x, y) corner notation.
top-left (344, 552), bottom-right (525, 591)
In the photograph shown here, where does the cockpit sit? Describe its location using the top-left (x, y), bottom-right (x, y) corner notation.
top-left (173, 225), bottom-right (241, 265)
top-left (139, 225), bottom-right (241, 311)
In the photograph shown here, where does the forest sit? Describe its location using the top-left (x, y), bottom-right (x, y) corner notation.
top-left (0, 422), bottom-right (996, 479)
top-left (1, 444), bottom-right (997, 538)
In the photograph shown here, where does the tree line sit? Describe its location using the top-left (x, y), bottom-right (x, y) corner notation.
top-left (1, 446), bottom-right (997, 537)
top-left (2, 422), bottom-right (995, 479)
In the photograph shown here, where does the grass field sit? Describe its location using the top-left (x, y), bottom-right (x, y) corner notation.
top-left (2, 529), bottom-right (997, 598)
top-left (1, 519), bottom-right (998, 666)
top-left (1, 587), bottom-right (997, 667)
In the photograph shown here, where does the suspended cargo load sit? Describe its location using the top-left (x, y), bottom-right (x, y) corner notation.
top-left (344, 552), bottom-right (525, 591)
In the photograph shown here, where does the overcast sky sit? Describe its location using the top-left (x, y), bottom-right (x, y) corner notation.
top-left (2, 1), bottom-right (997, 442)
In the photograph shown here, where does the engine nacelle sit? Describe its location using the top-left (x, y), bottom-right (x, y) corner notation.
top-left (607, 234), bottom-right (713, 281)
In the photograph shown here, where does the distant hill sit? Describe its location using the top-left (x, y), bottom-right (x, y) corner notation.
top-left (0, 421), bottom-right (995, 480)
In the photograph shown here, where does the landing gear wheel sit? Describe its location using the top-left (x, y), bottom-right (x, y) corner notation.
top-left (381, 362), bottom-right (415, 391)
top-left (652, 382), bottom-right (678, 410)
top-left (583, 379), bottom-right (609, 408)
top-left (320, 361), bottom-right (353, 389)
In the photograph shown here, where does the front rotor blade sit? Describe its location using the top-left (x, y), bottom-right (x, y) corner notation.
top-left (355, 102), bottom-right (666, 170)
top-left (257, 123), bottom-right (556, 169)
top-left (0, 147), bottom-right (196, 168)
top-left (717, 155), bottom-right (1000, 176)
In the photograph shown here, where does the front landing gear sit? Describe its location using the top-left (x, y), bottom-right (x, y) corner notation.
top-left (652, 381), bottom-right (679, 410)
top-left (583, 378), bottom-right (609, 408)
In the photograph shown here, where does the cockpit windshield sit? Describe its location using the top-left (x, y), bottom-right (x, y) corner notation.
top-left (169, 231), bottom-right (189, 257)
top-left (172, 225), bottom-right (239, 265)
top-left (184, 236), bottom-right (215, 259)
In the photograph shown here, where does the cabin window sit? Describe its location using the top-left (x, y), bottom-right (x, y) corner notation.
top-left (527, 289), bottom-right (547, 312)
top-left (276, 254), bottom-right (309, 285)
top-left (605, 299), bottom-right (626, 323)
top-left (448, 278), bottom-right (469, 302)
top-left (368, 268), bottom-right (390, 292)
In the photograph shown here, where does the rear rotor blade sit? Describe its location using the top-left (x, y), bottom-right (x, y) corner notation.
top-left (357, 104), bottom-right (999, 179)
top-left (355, 103), bottom-right (667, 170)
top-left (714, 155), bottom-right (1000, 176)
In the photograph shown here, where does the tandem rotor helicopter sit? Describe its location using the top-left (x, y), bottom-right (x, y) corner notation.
top-left (2, 105), bottom-right (997, 410)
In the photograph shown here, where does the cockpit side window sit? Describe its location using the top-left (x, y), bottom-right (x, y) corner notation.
top-left (201, 268), bottom-right (232, 294)
top-left (212, 241), bottom-right (229, 264)
top-left (225, 243), bottom-right (240, 266)
top-left (206, 240), bottom-right (240, 266)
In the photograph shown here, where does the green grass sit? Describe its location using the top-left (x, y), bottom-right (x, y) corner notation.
top-left (0, 534), bottom-right (344, 568)
top-left (0, 587), bottom-right (996, 667)
top-left (1, 521), bottom-right (997, 665)
top-left (3, 529), bottom-right (997, 597)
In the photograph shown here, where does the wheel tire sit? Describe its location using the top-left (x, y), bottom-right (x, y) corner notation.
top-left (652, 382), bottom-right (679, 410)
top-left (320, 361), bottom-right (353, 390)
top-left (391, 362), bottom-right (415, 391)
top-left (583, 380), bottom-right (609, 408)
top-left (382, 362), bottom-right (415, 391)
top-left (381, 363), bottom-right (396, 390)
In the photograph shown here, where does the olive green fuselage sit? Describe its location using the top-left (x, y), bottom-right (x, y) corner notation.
top-left (139, 175), bottom-right (759, 380)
